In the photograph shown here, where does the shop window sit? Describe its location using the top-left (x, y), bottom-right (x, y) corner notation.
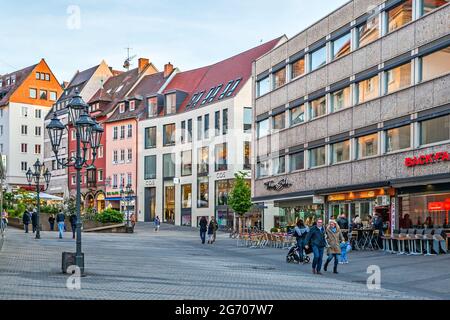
top-left (332, 32), bottom-right (351, 59)
top-left (309, 146), bottom-right (326, 168)
top-left (243, 108), bottom-right (252, 133)
top-left (163, 124), bottom-right (176, 146)
top-left (215, 143), bottom-right (228, 172)
top-left (385, 62), bottom-right (412, 94)
top-left (164, 184), bottom-right (175, 224)
top-left (290, 105), bottom-right (305, 126)
top-left (145, 127), bottom-right (156, 149)
top-left (216, 180), bottom-right (233, 206)
top-left (357, 15), bottom-right (379, 48)
top-left (257, 118), bottom-right (269, 138)
top-left (257, 160), bottom-right (270, 178)
top-left (273, 67), bottom-right (286, 89)
top-left (198, 147), bottom-right (209, 174)
top-left (272, 156), bottom-right (286, 175)
top-left (387, 0), bottom-right (413, 33)
top-left (357, 133), bottom-right (379, 159)
top-left (386, 125), bottom-right (411, 152)
top-left (357, 75), bottom-right (379, 104)
top-left (309, 96), bottom-right (327, 119)
top-left (181, 184), bottom-right (192, 209)
top-left (400, 193), bottom-right (450, 229)
top-left (273, 112), bottom-right (285, 130)
top-left (290, 151), bottom-right (304, 172)
top-left (181, 150), bottom-right (192, 176)
top-left (420, 115), bottom-right (450, 145)
top-left (421, 46), bottom-right (450, 82)
top-left (331, 140), bottom-right (350, 164)
top-left (244, 141), bottom-right (251, 170)
top-left (331, 86), bottom-right (352, 112)
top-left (144, 155), bottom-right (156, 180)
top-left (310, 46), bottom-right (327, 71)
top-left (257, 76), bottom-right (270, 97)
top-left (291, 58), bottom-right (305, 79)
top-left (197, 177), bottom-right (209, 208)
top-left (422, 0), bottom-right (449, 15)
top-left (163, 153), bottom-right (175, 178)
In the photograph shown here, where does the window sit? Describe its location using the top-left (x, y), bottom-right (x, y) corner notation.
top-left (39, 90), bottom-right (47, 100)
top-left (145, 127), bottom-right (156, 149)
top-left (215, 143), bottom-right (227, 172)
top-left (166, 93), bottom-right (176, 115)
top-left (310, 96), bottom-right (327, 119)
top-left (120, 126), bottom-right (125, 139)
top-left (29, 88), bottom-right (37, 99)
top-left (113, 127), bottom-right (118, 140)
top-left (127, 149), bottom-right (132, 162)
top-left (148, 97), bottom-right (158, 117)
top-left (49, 91), bottom-right (57, 101)
top-left (244, 141), bottom-right (251, 170)
top-left (182, 184), bottom-right (192, 209)
top-left (191, 92), bottom-right (204, 108)
top-left (204, 114), bottom-right (210, 139)
top-left (127, 173), bottom-right (132, 186)
top-left (113, 175), bottom-right (118, 189)
top-left (331, 140), bottom-right (350, 164)
top-left (201, 88), bottom-right (215, 105)
top-left (290, 105), bottom-right (305, 125)
top-left (187, 119), bottom-right (192, 142)
top-left (21, 162), bottom-right (27, 172)
top-left (386, 62), bottom-right (412, 94)
top-left (219, 81), bottom-right (233, 100)
top-left (113, 150), bottom-right (118, 163)
top-left (421, 46), bottom-right (450, 82)
top-left (120, 149), bottom-right (125, 162)
top-left (387, 0), bottom-right (413, 33)
top-left (226, 79), bottom-right (242, 97)
top-left (273, 112), bottom-right (285, 130)
top-left (21, 143), bottom-right (27, 153)
top-left (357, 133), bottom-right (379, 158)
top-left (222, 109), bottom-right (228, 135)
top-left (244, 108), bottom-right (252, 132)
top-left (22, 107), bottom-right (28, 117)
top-left (309, 146), bottom-right (326, 168)
top-left (197, 177), bottom-right (209, 208)
top-left (291, 58), bottom-right (305, 79)
top-left (208, 85), bottom-right (223, 103)
top-left (197, 116), bottom-right (203, 141)
top-left (127, 124), bottom-right (133, 138)
top-left (421, 115), bottom-right (450, 145)
top-left (310, 46), bottom-right (327, 71)
top-left (290, 151), bottom-right (305, 172)
top-left (144, 155), bottom-right (157, 180)
top-left (129, 100), bottom-right (135, 111)
top-left (257, 160), bottom-right (270, 178)
top-left (35, 109), bottom-right (41, 118)
top-left (332, 32), bottom-right (351, 59)
top-left (198, 147), bottom-right (209, 174)
top-left (215, 111), bottom-right (220, 136)
top-left (357, 15), bottom-right (379, 48)
top-left (98, 170), bottom-right (103, 182)
top-left (35, 144), bottom-right (41, 154)
top-left (181, 121), bottom-right (186, 144)
top-left (257, 76), bottom-right (270, 97)
top-left (386, 125), bottom-right (411, 152)
top-left (98, 146), bottom-right (104, 158)
top-left (257, 119), bottom-right (269, 138)
top-left (181, 150), bottom-right (192, 176)
top-left (21, 125), bottom-right (28, 135)
top-left (272, 156), bottom-right (286, 175)
top-left (331, 86), bottom-right (352, 111)
top-left (35, 126), bottom-right (41, 136)
top-left (273, 68), bottom-right (286, 89)
top-left (163, 153), bottom-right (176, 178)
top-left (52, 160), bottom-right (56, 171)
top-left (422, 0), bottom-right (450, 14)
top-left (357, 75), bottom-right (380, 103)
top-left (35, 72), bottom-right (40, 80)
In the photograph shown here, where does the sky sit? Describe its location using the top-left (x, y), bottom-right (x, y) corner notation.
top-left (0, 0), bottom-right (348, 82)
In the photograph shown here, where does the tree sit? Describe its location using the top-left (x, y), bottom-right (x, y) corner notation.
top-left (227, 171), bottom-right (253, 233)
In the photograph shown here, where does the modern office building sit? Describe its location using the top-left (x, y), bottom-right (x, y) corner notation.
top-left (137, 38), bottom-right (284, 228)
top-left (252, 0), bottom-right (450, 232)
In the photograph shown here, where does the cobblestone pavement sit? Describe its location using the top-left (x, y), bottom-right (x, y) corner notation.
top-left (0, 224), bottom-right (447, 300)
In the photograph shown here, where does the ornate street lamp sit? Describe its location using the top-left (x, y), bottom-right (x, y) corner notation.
top-left (46, 91), bottom-right (102, 275)
top-left (25, 159), bottom-right (51, 240)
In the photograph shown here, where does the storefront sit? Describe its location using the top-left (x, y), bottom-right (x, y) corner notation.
top-left (274, 196), bottom-right (325, 230)
top-left (215, 179), bottom-right (234, 230)
top-left (163, 182), bottom-right (175, 224)
top-left (181, 183), bottom-right (192, 226)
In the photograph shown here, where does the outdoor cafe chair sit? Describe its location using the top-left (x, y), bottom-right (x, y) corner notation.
top-left (381, 233), bottom-right (392, 253)
top-left (372, 230), bottom-right (381, 250)
top-left (433, 229), bottom-right (447, 254)
top-left (350, 231), bottom-right (360, 250)
top-left (406, 229), bottom-right (420, 255)
top-left (390, 230), bottom-right (400, 254)
top-left (423, 229), bottom-right (436, 256)
top-left (414, 229), bottom-right (425, 254)
top-left (396, 229), bottom-right (408, 255)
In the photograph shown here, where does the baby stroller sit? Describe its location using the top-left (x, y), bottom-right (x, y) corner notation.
top-left (286, 244), bottom-right (311, 264)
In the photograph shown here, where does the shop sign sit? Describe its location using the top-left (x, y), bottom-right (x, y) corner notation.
top-left (390, 197), bottom-right (396, 235)
top-left (428, 199), bottom-right (450, 211)
top-left (264, 178), bottom-right (292, 191)
top-left (313, 196), bottom-right (325, 204)
top-left (405, 151), bottom-right (449, 168)
top-left (144, 180), bottom-right (156, 187)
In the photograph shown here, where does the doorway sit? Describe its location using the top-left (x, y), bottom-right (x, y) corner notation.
top-left (144, 187), bottom-right (156, 222)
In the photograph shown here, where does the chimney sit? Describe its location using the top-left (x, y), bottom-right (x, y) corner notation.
top-left (138, 58), bottom-right (150, 73)
top-left (164, 62), bottom-right (174, 78)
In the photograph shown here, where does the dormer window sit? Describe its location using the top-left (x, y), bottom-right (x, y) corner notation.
top-left (148, 97), bottom-right (158, 118)
top-left (201, 88), bottom-right (215, 105)
top-left (226, 78), bottom-right (242, 97)
top-left (129, 100), bottom-right (135, 111)
top-left (207, 85), bottom-right (223, 103)
top-left (165, 93), bottom-right (176, 115)
top-left (219, 81), bottom-right (234, 99)
top-left (191, 91), bottom-right (204, 108)
top-left (119, 103), bottom-right (125, 113)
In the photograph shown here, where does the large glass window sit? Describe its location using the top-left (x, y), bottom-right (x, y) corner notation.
top-left (358, 16), bottom-right (379, 48)
top-left (197, 177), bottom-right (209, 208)
top-left (291, 58), bottom-right (305, 79)
top-left (244, 108), bottom-right (252, 132)
top-left (357, 75), bottom-right (380, 103)
top-left (166, 93), bottom-right (176, 115)
top-left (181, 150), bottom-right (192, 176)
top-left (163, 153), bottom-right (176, 178)
top-left (187, 119), bottom-right (193, 142)
top-left (309, 146), bottom-right (326, 168)
top-left (204, 114), bottom-right (210, 139)
top-left (386, 62), bottom-right (412, 94)
top-left (332, 32), bottom-right (351, 59)
top-left (257, 160), bottom-right (270, 178)
top-left (180, 121), bottom-right (186, 144)
top-left (422, 0), bottom-right (450, 14)
top-left (331, 86), bottom-right (352, 111)
top-left (244, 141), bottom-right (251, 170)
top-left (310, 96), bottom-right (327, 119)
top-left (144, 155), bottom-right (156, 180)
top-left (163, 124), bottom-right (176, 146)
top-left (357, 133), bottom-right (379, 159)
top-left (257, 118), bottom-right (269, 138)
top-left (421, 46), bottom-right (450, 82)
top-left (198, 147), bottom-right (209, 174)
top-left (272, 156), bottom-right (286, 175)
top-left (257, 76), bottom-right (270, 97)
top-left (215, 143), bottom-right (228, 172)
top-left (216, 180), bottom-right (233, 206)
top-left (421, 115), bottom-right (450, 145)
top-left (331, 140), bottom-right (350, 164)
top-left (197, 116), bottom-right (203, 141)
top-left (290, 151), bottom-right (304, 172)
top-left (290, 105), bottom-right (305, 125)
top-left (310, 46), bottom-right (327, 71)
top-left (215, 111), bottom-right (220, 136)
top-left (181, 184), bottom-right (192, 209)
top-left (273, 112), bottom-right (285, 130)
top-left (388, 0), bottom-right (413, 33)
top-left (273, 68), bottom-right (286, 89)
top-left (386, 125), bottom-right (411, 152)
top-left (223, 109), bottom-right (228, 135)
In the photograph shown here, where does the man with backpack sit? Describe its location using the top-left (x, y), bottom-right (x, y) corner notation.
top-left (293, 220), bottom-right (309, 263)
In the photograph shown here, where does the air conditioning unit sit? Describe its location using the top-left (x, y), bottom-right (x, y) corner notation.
top-left (376, 195), bottom-right (390, 207)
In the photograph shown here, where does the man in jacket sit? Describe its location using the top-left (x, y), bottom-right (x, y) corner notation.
top-left (305, 219), bottom-right (327, 275)
top-left (336, 214), bottom-right (349, 230)
top-left (199, 217), bottom-right (208, 244)
top-left (56, 211), bottom-right (66, 239)
top-left (22, 210), bottom-right (31, 233)
top-left (69, 213), bottom-right (77, 239)
top-left (372, 213), bottom-right (384, 249)
top-left (31, 209), bottom-right (38, 234)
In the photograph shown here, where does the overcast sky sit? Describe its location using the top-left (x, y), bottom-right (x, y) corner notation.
top-left (0, 0), bottom-right (348, 82)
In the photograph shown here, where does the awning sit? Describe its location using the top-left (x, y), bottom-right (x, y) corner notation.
top-left (31, 193), bottom-right (64, 201)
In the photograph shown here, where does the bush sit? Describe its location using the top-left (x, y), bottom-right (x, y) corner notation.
top-left (7, 209), bottom-right (19, 218)
top-left (95, 208), bottom-right (124, 224)
top-left (270, 227), bottom-right (279, 233)
top-left (16, 203), bottom-right (26, 217)
top-left (41, 205), bottom-right (59, 214)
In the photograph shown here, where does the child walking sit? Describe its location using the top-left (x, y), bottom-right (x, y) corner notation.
top-left (339, 234), bottom-right (350, 264)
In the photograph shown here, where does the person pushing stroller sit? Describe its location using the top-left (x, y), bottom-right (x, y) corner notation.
top-left (293, 220), bottom-right (309, 263)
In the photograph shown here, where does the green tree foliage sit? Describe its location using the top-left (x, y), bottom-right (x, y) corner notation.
top-left (95, 208), bottom-right (124, 224)
top-left (227, 171), bottom-right (253, 232)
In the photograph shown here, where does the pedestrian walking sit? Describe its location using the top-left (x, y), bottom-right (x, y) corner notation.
top-left (199, 216), bottom-right (208, 244)
top-left (69, 213), bottom-right (77, 239)
top-left (210, 217), bottom-right (219, 244)
top-left (56, 211), bottom-right (65, 239)
top-left (31, 209), bottom-right (38, 234)
top-left (130, 213), bottom-right (136, 228)
top-left (22, 209), bottom-right (31, 233)
top-left (339, 234), bottom-right (350, 264)
top-left (154, 216), bottom-right (161, 232)
top-left (293, 219), bottom-right (309, 263)
top-left (48, 214), bottom-right (55, 231)
top-left (207, 217), bottom-right (217, 244)
top-left (1, 209), bottom-right (8, 232)
top-left (305, 219), bottom-right (327, 275)
top-left (323, 220), bottom-right (344, 274)
top-left (336, 214), bottom-right (349, 230)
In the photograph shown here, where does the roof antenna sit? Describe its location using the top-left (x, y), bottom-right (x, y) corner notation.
top-left (123, 47), bottom-right (137, 71)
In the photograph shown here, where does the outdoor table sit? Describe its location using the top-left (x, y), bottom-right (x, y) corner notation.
top-left (355, 228), bottom-right (375, 250)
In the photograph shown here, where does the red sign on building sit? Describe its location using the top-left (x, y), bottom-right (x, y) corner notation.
top-left (405, 151), bottom-right (450, 167)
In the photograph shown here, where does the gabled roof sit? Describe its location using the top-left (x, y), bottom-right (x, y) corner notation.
top-left (0, 64), bottom-right (37, 107)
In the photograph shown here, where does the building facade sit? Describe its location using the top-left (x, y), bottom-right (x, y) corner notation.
top-left (0, 59), bottom-right (63, 189)
top-left (253, 0), bottom-right (450, 232)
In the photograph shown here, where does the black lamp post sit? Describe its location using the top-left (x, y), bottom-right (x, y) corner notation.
top-left (26, 159), bottom-right (51, 240)
top-left (46, 92), bottom-right (103, 275)
top-left (120, 181), bottom-right (134, 227)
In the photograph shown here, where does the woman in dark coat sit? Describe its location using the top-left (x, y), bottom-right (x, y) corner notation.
top-left (199, 217), bottom-right (208, 244)
top-left (207, 219), bottom-right (215, 244)
top-left (22, 210), bottom-right (31, 233)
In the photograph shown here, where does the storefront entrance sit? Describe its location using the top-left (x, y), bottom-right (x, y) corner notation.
top-left (144, 187), bottom-right (156, 222)
top-left (164, 184), bottom-right (175, 224)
